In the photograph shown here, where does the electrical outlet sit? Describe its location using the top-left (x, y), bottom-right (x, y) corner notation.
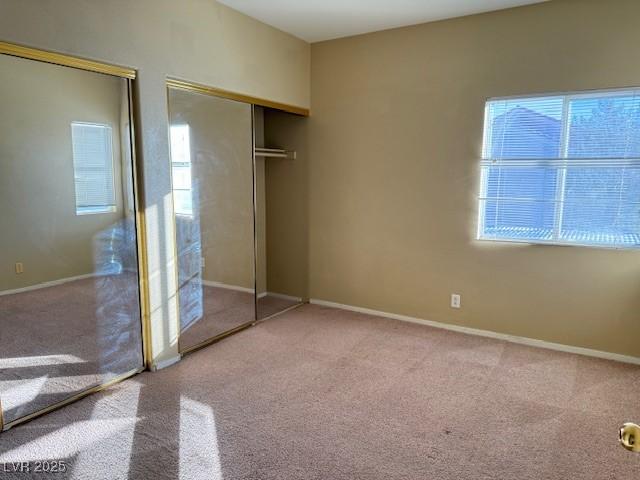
top-left (15, 262), bottom-right (24, 274)
top-left (201, 257), bottom-right (205, 269)
top-left (450, 293), bottom-right (461, 309)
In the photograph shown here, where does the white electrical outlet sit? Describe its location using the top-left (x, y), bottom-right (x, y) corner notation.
top-left (201, 257), bottom-right (205, 269)
top-left (451, 293), bottom-right (461, 309)
top-left (15, 262), bottom-right (24, 274)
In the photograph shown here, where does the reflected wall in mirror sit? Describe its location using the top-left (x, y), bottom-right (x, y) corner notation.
top-left (0, 53), bottom-right (143, 426)
top-left (255, 107), bottom-right (307, 320)
top-left (168, 87), bottom-right (255, 352)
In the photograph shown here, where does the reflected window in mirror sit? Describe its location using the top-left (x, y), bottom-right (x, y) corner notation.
top-left (170, 124), bottom-right (193, 217)
top-left (71, 122), bottom-right (116, 215)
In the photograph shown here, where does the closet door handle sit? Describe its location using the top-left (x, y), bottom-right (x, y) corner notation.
top-left (619, 423), bottom-right (640, 452)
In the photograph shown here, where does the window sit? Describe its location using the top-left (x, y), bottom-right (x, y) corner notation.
top-left (478, 89), bottom-right (640, 248)
top-left (170, 124), bottom-right (193, 216)
top-left (71, 122), bottom-right (116, 215)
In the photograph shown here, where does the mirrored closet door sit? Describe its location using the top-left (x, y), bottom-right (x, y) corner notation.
top-left (0, 47), bottom-right (145, 428)
top-left (167, 85), bottom-right (256, 353)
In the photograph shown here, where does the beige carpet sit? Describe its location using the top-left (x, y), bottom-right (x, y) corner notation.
top-left (257, 294), bottom-right (301, 320)
top-left (179, 286), bottom-right (300, 351)
top-left (1, 304), bottom-right (639, 479)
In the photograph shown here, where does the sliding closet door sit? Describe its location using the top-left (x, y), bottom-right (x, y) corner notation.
top-left (167, 87), bottom-right (255, 353)
top-left (0, 53), bottom-right (144, 427)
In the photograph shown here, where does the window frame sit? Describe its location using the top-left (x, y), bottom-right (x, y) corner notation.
top-left (71, 121), bottom-right (117, 216)
top-left (477, 86), bottom-right (640, 250)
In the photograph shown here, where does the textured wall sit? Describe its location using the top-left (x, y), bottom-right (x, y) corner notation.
top-left (264, 109), bottom-right (310, 299)
top-left (308, 0), bottom-right (640, 356)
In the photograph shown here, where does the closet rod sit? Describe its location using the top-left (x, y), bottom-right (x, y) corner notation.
top-left (254, 147), bottom-right (296, 159)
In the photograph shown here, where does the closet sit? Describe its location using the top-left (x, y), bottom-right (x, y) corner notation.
top-left (166, 81), bottom-right (308, 354)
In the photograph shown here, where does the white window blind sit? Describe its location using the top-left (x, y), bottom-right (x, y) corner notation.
top-left (170, 124), bottom-right (193, 216)
top-left (478, 89), bottom-right (640, 248)
top-left (71, 122), bottom-right (116, 215)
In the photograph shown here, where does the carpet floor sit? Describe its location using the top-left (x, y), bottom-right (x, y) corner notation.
top-left (1, 304), bottom-right (639, 479)
top-left (1, 280), bottom-right (297, 423)
top-left (179, 286), bottom-right (300, 351)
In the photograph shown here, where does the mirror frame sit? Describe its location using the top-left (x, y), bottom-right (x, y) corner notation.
top-left (0, 41), bottom-right (150, 431)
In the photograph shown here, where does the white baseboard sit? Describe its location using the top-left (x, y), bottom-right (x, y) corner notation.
top-left (257, 291), bottom-right (268, 299)
top-left (0, 273), bottom-right (96, 297)
top-left (264, 292), bottom-right (303, 302)
top-left (309, 298), bottom-right (640, 366)
top-left (202, 280), bottom-right (254, 294)
top-left (152, 355), bottom-right (181, 371)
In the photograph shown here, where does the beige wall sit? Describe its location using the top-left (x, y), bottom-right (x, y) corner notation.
top-left (0, 1), bottom-right (310, 110)
top-left (0, 0), bottom-right (310, 365)
top-left (308, 0), bottom-right (640, 357)
top-left (0, 54), bottom-right (126, 291)
top-left (264, 109), bottom-right (310, 299)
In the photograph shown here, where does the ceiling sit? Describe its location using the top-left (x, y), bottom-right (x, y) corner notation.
top-left (218, 0), bottom-right (549, 43)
